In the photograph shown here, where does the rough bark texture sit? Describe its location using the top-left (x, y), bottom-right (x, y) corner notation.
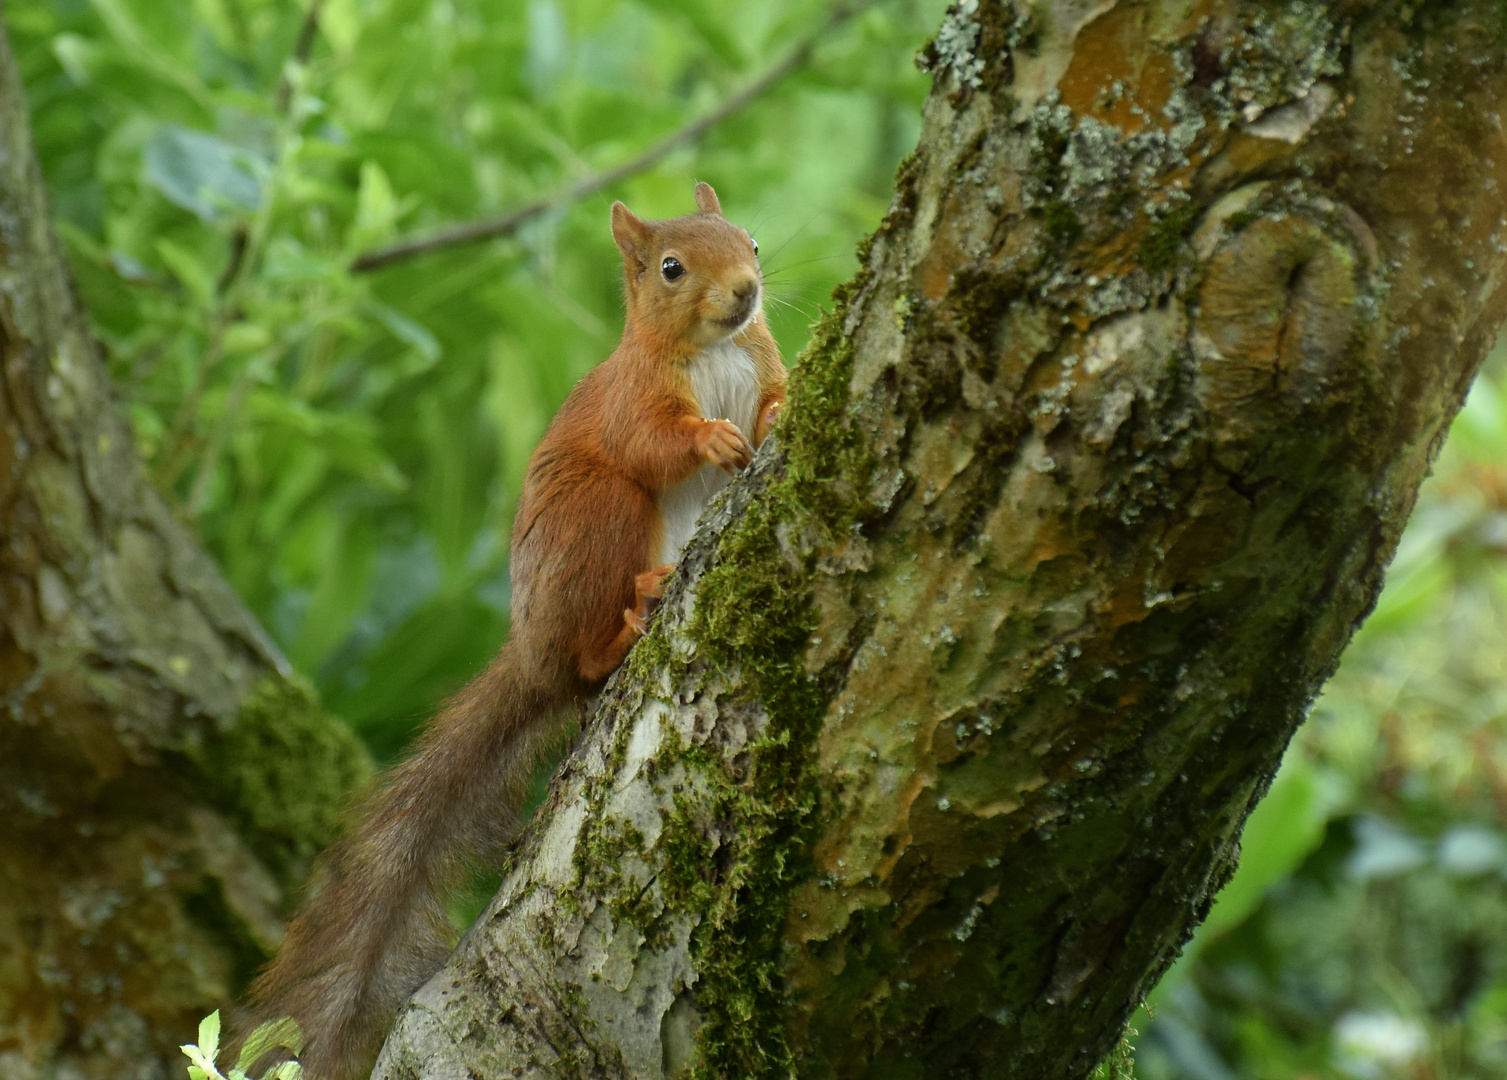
top-left (372, 1), bottom-right (1507, 1079)
top-left (0, 26), bottom-right (370, 1080)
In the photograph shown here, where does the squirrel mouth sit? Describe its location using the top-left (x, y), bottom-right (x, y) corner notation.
top-left (714, 293), bottom-right (759, 333)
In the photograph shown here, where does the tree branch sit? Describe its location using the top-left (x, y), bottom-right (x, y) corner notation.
top-left (275, 0), bottom-right (326, 112)
top-left (0, 19), bottom-right (370, 1078)
top-left (372, 2), bottom-right (1507, 1078)
top-left (348, 1), bottom-right (875, 274)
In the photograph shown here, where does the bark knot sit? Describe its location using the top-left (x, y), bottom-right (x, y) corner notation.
top-left (1190, 188), bottom-right (1378, 464)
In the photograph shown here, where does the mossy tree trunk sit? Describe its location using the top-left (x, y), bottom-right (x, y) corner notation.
top-left (372, 2), bottom-right (1507, 1079)
top-left (0, 26), bottom-right (370, 1080)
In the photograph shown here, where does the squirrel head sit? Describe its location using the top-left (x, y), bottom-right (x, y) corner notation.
top-left (610, 183), bottom-right (762, 351)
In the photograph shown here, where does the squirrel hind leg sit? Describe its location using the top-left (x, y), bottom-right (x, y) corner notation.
top-left (579, 564), bottom-right (674, 682)
top-left (629, 563), bottom-right (673, 631)
top-left (579, 618), bottom-right (641, 682)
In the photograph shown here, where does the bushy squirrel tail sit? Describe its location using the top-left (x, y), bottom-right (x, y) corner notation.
top-left (239, 644), bottom-right (568, 1080)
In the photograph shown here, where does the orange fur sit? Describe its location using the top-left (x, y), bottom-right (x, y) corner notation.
top-left (237, 183), bottom-right (785, 1080)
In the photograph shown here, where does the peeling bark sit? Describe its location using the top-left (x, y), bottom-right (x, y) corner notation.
top-left (374, 2), bottom-right (1507, 1079)
top-left (0, 26), bottom-right (370, 1080)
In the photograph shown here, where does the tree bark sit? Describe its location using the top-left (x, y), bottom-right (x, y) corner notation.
top-left (372, 2), bottom-right (1507, 1079)
top-left (0, 26), bottom-right (370, 1080)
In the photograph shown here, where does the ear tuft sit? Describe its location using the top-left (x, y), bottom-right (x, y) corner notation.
top-left (693, 182), bottom-right (723, 217)
top-left (611, 201), bottom-right (652, 265)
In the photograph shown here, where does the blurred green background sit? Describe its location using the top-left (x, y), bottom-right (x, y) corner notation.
top-left (8, 0), bottom-right (1507, 1076)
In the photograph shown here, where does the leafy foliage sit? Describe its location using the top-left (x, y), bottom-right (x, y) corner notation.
top-left (1137, 353), bottom-right (1507, 1080)
top-left (181, 1011), bottom-right (305, 1080)
top-left (9, 0), bottom-right (944, 759)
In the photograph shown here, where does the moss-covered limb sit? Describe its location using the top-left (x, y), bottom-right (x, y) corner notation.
top-left (377, 2), bottom-right (1507, 1079)
top-left (0, 22), bottom-right (371, 1079)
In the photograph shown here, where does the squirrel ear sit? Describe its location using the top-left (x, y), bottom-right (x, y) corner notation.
top-left (693, 182), bottom-right (723, 217)
top-left (610, 202), bottom-right (651, 267)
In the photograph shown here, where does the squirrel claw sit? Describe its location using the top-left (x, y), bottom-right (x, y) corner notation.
top-left (625, 565), bottom-right (673, 638)
top-left (696, 418), bottom-right (753, 474)
top-left (635, 564), bottom-right (674, 602)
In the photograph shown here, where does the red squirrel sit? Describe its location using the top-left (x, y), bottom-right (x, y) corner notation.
top-left (240, 182), bottom-right (786, 1080)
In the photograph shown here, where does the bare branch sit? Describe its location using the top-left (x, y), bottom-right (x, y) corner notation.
top-left (349, 1), bottom-right (874, 274)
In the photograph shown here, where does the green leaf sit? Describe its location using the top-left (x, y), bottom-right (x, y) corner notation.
top-left (234, 1016), bottom-right (305, 1075)
top-left (143, 125), bottom-right (263, 221)
top-left (370, 303), bottom-right (441, 364)
top-left (180, 1044), bottom-right (221, 1080)
top-left (198, 1010), bottom-right (221, 1063)
top-left (221, 322), bottom-right (273, 355)
top-left (52, 32), bottom-right (102, 85)
top-left (154, 237), bottom-right (217, 310)
top-left (351, 160), bottom-right (400, 250)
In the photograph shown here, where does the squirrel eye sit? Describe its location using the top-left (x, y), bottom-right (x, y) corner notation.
top-left (661, 256), bottom-right (685, 282)
top-left (751, 238), bottom-right (760, 256)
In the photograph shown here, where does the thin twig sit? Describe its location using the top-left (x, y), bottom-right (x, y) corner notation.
top-left (160, 3), bottom-right (325, 498)
top-left (186, 346), bottom-right (286, 518)
top-left (275, 0), bottom-right (326, 112)
top-left (349, 1), bottom-right (875, 274)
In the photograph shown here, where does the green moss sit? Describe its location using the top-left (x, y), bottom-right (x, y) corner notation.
top-left (1029, 120), bottom-right (1071, 198)
top-left (1223, 208), bottom-right (1259, 236)
top-left (1089, 1028), bottom-right (1137, 1080)
top-left (1043, 200), bottom-right (1085, 246)
top-left (578, 810), bottom-right (666, 938)
top-left (204, 675), bottom-right (374, 891)
top-left (1139, 201), bottom-right (1202, 274)
top-left (1105, 185), bottom-right (1139, 216)
top-left (571, 265), bottom-right (872, 1079)
top-left (571, 681), bottom-right (653, 925)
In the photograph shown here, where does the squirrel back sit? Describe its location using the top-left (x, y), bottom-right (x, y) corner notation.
top-left (239, 182), bottom-right (786, 1080)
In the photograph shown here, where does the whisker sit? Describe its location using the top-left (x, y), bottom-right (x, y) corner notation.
top-left (764, 293), bottom-right (823, 321)
top-left (764, 253), bottom-right (854, 278)
top-left (772, 212), bottom-right (819, 253)
top-left (745, 209), bottom-right (775, 236)
top-left (765, 292), bottom-right (814, 311)
top-left (763, 282), bottom-right (835, 304)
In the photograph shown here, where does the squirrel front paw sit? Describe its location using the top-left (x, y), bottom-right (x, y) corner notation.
top-left (695, 418), bottom-right (754, 473)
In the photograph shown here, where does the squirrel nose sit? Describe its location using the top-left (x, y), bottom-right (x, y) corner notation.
top-left (732, 278), bottom-right (759, 302)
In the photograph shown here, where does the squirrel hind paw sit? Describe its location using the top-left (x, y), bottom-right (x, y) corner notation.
top-left (635, 564), bottom-right (674, 602)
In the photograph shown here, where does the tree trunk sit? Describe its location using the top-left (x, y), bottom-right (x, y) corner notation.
top-left (372, 2), bottom-right (1507, 1078)
top-left (0, 26), bottom-right (370, 1080)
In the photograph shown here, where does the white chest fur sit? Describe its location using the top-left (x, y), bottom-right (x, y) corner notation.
top-left (657, 339), bottom-right (761, 566)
